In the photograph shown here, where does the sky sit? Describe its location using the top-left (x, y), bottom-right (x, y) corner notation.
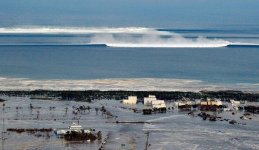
top-left (0, 0), bottom-right (259, 28)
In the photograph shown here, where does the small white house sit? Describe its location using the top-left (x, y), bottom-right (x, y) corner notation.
top-left (176, 98), bottom-right (192, 107)
top-left (230, 100), bottom-right (240, 107)
top-left (152, 100), bottom-right (166, 109)
top-left (123, 96), bottom-right (137, 105)
top-left (230, 100), bottom-right (241, 110)
top-left (144, 95), bottom-right (157, 106)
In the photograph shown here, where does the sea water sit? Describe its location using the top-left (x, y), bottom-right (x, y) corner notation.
top-left (0, 27), bottom-right (258, 91)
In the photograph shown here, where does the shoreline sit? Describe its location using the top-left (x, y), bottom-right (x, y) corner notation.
top-left (1, 77), bottom-right (258, 93)
top-left (1, 90), bottom-right (258, 102)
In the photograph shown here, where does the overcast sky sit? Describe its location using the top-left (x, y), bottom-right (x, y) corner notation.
top-left (0, 0), bottom-right (259, 28)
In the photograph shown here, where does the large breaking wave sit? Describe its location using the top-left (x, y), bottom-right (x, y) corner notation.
top-left (1, 26), bottom-right (259, 48)
top-left (0, 26), bottom-right (228, 48)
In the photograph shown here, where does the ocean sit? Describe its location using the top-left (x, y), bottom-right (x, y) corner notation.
top-left (0, 27), bottom-right (258, 91)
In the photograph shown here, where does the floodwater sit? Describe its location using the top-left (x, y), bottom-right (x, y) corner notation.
top-left (0, 96), bottom-right (259, 150)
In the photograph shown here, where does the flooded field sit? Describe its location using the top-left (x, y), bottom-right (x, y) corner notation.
top-left (0, 96), bottom-right (259, 150)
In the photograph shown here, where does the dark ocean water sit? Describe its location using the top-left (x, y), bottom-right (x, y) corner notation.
top-left (0, 45), bottom-right (258, 84)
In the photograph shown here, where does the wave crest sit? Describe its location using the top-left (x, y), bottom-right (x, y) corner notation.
top-left (90, 34), bottom-right (230, 48)
top-left (0, 26), bottom-right (152, 34)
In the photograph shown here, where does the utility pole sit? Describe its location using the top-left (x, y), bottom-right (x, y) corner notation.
top-left (2, 103), bottom-right (6, 150)
top-left (144, 132), bottom-right (150, 150)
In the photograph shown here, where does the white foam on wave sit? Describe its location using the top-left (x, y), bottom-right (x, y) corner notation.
top-left (0, 26), bottom-right (231, 48)
top-left (0, 26), bottom-right (152, 34)
top-left (0, 77), bottom-right (258, 92)
top-left (104, 36), bottom-right (229, 48)
top-left (89, 28), bottom-right (230, 48)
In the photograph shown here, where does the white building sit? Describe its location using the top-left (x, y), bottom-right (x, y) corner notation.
top-left (230, 100), bottom-right (241, 110)
top-left (175, 98), bottom-right (192, 107)
top-left (144, 95), bottom-right (157, 106)
top-left (152, 100), bottom-right (166, 109)
top-left (230, 100), bottom-right (241, 107)
top-left (123, 96), bottom-right (137, 105)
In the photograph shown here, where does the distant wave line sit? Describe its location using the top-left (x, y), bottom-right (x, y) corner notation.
top-left (0, 43), bottom-right (107, 47)
top-left (0, 27), bottom-right (153, 34)
top-left (1, 26), bottom-right (258, 34)
top-left (1, 43), bottom-right (259, 48)
top-left (0, 43), bottom-right (228, 48)
top-left (158, 28), bottom-right (259, 34)
top-left (227, 42), bottom-right (259, 47)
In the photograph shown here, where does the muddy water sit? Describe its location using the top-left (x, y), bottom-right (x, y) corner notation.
top-left (0, 96), bottom-right (259, 150)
